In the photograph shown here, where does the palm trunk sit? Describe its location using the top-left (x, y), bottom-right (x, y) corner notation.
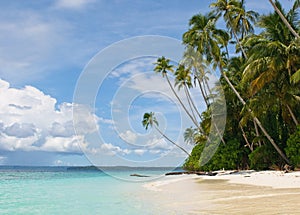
top-left (165, 74), bottom-right (199, 127)
top-left (195, 74), bottom-right (226, 145)
top-left (286, 104), bottom-right (299, 126)
top-left (154, 125), bottom-right (191, 157)
top-left (254, 120), bottom-right (262, 146)
top-left (197, 77), bottom-right (210, 107)
top-left (165, 74), bottom-right (209, 141)
top-left (268, 0), bottom-right (300, 38)
top-left (232, 29), bottom-right (248, 59)
top-left (184, 85), bottom-right (198, 122)
top-left (220, 65), bottom-right (290, 164)
top-left (184, 84), bottom-right (202, 120)
top-left (240, 123), bottom-right (253, 151)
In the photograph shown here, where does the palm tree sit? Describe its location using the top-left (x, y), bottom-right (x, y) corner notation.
top-left (142, 112), bottom-right (191, 156)
top-left (242, 4), bottom-right (300, 126)
top-left (154, 57), bottom-right (199, 127)
top-left (174, 64), bottom-right (201, 121)
top-left (268, 0), bottom-right (299, 38)
top-left (184, 127), bottom-right (198, 145)
top-left (181, 47), bottom-right (227, 145)
top-left (210, 0), bottom-right (258, 58)
top-left (182, 46), bottom-right (211, 107)
top-left (183, 13), bottom-right (290, 163)
top-left (232, 0), bottom-right (258, 40)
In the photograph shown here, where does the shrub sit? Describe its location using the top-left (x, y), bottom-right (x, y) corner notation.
top-left (249, 144), bottom-right (280, 170)
top-left (285, 126), bottom-right (300, 168)
top-left (183, 139), bottom-right (242, 171)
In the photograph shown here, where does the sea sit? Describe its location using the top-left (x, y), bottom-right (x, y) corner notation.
top-left (0, 166), bottom-right (180, 215)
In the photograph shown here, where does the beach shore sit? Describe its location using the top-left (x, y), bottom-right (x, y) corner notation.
top-left (141, 171), bottom-right (300, 214)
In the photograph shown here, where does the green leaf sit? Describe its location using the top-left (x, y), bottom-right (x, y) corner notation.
top-left (291, 69), bottom-right (300, 84)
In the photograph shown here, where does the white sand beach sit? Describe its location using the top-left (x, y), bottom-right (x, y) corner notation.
top-left (141, 171), bottom-right (300, 214)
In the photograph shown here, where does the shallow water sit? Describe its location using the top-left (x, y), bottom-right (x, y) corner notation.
top-left (0, 166), bottom-right (172, 215)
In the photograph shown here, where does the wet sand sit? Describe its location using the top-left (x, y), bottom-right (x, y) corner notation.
top-left (141, 172), bottom-right (300, 214)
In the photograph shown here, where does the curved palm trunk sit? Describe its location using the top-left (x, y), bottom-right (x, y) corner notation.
top-left (165, 74), bottom-right (199, 127)
top-left (220, 67), bottom-right (290, 164)
top-left (232, 29), bottom-right (248, 59)
top-left (268, 0), bottom-right (300, 38)
top-left (154, 125), bottom-right (191, 157)
top-left (197, 77), bottom-right (210, 107)
top-left (184, 84), bottom-right (202, 120)
top-left (184, 85), bottom-right (198, 122)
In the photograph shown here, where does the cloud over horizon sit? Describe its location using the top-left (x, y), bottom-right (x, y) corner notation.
top-left (0, 79), bottom-right (97, 154)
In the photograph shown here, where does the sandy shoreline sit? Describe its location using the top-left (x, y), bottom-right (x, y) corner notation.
top-left (141, 171), bottom-right (300, 214)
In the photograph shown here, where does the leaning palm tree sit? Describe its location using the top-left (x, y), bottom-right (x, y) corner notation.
top-left (174, 64), bottom-right (200, 122)
top-left (268, 0), bottom-right (299, 38)
top-left (154, 57), bottom-right (199, 128)
top-left (142, 112), bottom-right (191, 156)
top-left (183, 13), bottom-right (290, 163)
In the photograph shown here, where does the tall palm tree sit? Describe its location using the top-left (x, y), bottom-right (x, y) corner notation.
top-left (181, 47), bottom-right (227, 145)
top-left (232, 0), bottom-right (258, 40)
top-left (154, 57), bottom-right (199, 127)
top-left (142, 112), bottom-right (191, 156)
top-left (268, 0), bottom-right (299, 38)
top-left (182, 46), bottom-right (211, 107)
top-left (210, 0), bottom-right (258, 58)
top-left (242, 4), bottom-right (300, 126)
top-left (174, 64), bottom-right (201, 121)
top-left (183, 13), bottom-right (290, 163)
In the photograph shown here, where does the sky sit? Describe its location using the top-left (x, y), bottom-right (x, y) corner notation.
top-left (0, 0), bottom-right (295, 166)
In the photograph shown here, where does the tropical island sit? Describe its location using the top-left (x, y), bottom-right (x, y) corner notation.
top-left (142, 0), bottom-right (300, 172)
top-left (139, 2), bottom-right (300, 213)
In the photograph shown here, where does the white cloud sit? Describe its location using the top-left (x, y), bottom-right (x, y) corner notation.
top-left (54, 0), bottom-right (95, 9)
top-left (133, 149), bottom-right (146, 156)
top-left (42, 136), bottom-right (83, 153)
top-left (119, 130), bottom-right (137, 144)
top-left (149, 149), bottom-right (162, 154)
top-left (3, 122), bottom-right (36, 138)
top-left (100, 143), bottom-right (131, 156)
top-left (0, 79), bottom-right (97, 154)
top-left (99, 117), bottom-right (114, 125)
top-left (147, 137), bottom-right (173, 150)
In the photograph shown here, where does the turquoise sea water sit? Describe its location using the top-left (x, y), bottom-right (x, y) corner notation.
top-left (0, 166), bottom-right (177, 215)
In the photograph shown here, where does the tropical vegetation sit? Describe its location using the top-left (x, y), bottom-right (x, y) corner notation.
top-left (142, 0), bottom-right (300, 171)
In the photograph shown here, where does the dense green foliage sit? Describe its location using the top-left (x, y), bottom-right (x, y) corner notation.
top-left (183, 139), bottom-right (247, 171)
top-left (285, 126), bottom-right (300, 168)
top-left (182, 0), bottom-right (300, 171)
top-left (144, 0), bottom-right (299, 171)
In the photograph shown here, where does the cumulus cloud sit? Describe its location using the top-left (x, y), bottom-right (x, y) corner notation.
top-left (3, 122), bottom-right (36, 138)
top-left (0, 79), bottom-right (98, 154)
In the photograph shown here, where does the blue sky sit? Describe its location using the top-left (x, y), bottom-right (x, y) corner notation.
top-left (0, 0), bottom-right (295, 166)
